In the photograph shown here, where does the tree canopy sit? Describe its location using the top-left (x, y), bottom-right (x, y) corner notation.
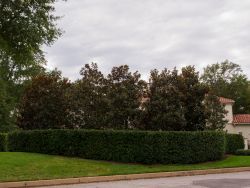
top-left (106, 65), bottom-right (146, 129)
top-left (0, 0), bottom-right (62, 66)
top-left (17, 70), bottom-right (71, 130)
top-left (0, 0), bottom-right (64, 131)
top-left (201, 60), bottom-right (250, 114)
top-left (141, 66), bottom-right (208, 131)
top-left (68, 63), bottom-right (109, 129)
top-left (16, 63), bottom-right (231, 131)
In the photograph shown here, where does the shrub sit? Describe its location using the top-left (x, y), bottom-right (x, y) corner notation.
top-left (235, 149), bottom-right (250, 156)
top-left (225, 134), bottom-right (244, 154)
top-left (8, 130), bottom-right (225, 164)
top-left (0, 133), bottom-right (7, 151)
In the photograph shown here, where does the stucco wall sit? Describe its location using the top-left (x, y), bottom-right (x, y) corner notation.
top-left (224, 103), bottom-right (234, 133)
top-left (234, 125), bottom-right (250, 140)
top-left (225, 123), bottom-right (250, 139)
top-left (224, 104), bottom-right (233, 123)
top-left (224, 123), bottom-right (236, 134)
top-left (223, 103), bottom-right (249, 149)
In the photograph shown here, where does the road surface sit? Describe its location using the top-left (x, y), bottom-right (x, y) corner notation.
top-left (41, 171), bottom-right (250, 188)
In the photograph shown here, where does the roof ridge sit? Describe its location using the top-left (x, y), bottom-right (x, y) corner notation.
top-left (219, 96), bottom-right (235, 104)
top-left (233, 114), bottom-right (250, 124)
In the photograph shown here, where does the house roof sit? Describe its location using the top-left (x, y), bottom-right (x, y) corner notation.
top-left (233, 114), bottom-right (250, 124)
top-left (219, 97), bottom-right (235, 104)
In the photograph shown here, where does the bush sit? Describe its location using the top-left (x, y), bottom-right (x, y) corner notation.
top-left (235, 149), bottom-right (250, 156)
top-left (225, 134), bottom-right (244, 154)
top-left (8, 130), bottom-right (225, 164)
top-left (0, 133), bottom-right (7, 151)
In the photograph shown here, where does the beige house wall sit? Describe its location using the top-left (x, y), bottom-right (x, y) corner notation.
top-left (224, 123), bottom-right (237, 134)
top-left (223, 103), bottom-right (249, 149)
top-left (224, 103), bottom-right (235, 133)
top-left (224, 104), bottom-right (234, 124)
top-left (234, 125), bottom-right (250, 141)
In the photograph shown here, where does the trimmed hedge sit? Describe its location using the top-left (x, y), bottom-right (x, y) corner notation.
top-left (225, 134), bottom-right (244, 154)
top-left (0, 134), bottom-right (7, 152)
top-left (8, 130), bottom-right (225, 164)
top-left (235, 149), bottom-right (250, 156)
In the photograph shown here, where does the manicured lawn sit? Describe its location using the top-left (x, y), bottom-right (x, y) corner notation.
top-left (1, 152), bottom-right (250, 182)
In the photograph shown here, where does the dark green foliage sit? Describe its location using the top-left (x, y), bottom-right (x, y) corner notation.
top-left (179, 66), bottom-right (209, 131)
top-left (225, 134), bottom-right (244, 154)
top-left (0, 133), bottom-right (7, 151)
top-left (16, 64), bottom-right (226, 132)
top-left (67, 63), bottom-right (108, 129)
top-left (68, 63), bottom-right (146, 130)
top-left (142, 66), bottom-right (208, 131)
top-left (141, 68), bottom-right (186, 131)
top-left (17, 70), bottom-right (72, 130)
top-left (106, 65), bottom-right (146, 129)
top-left (235, 149), bottom-right (250, 156)
top-left (8, 130), bottom-right (225, 164)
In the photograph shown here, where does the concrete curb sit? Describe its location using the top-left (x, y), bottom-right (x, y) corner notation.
top-left (1, 167), bottom-right (250, 188)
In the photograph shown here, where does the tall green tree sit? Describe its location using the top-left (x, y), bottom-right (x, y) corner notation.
top-left (142, 68), bottom-right (186, 131)
top-left (0, 56), bottom-right (45, 118)
top-left (179, 66), bottom-right (208, 131)
top-left (68, 63), bottom-right (109, 129)
top-left (142, 66), bottom-right (208, 131)
top-left (201, 60), bottom-right (250, 114)
top-left (106, 65), bottom-right (146, 129)
top-left (17, 70), bottom-right (71, 130)
top-left (69, 64), bottom-right (146, 130)
top-left (0, 0), bottom-right (63, 130)
top-left (0, 78), bottom-right (16, 132)
top-left (0, 0), bottom-right (62, 84)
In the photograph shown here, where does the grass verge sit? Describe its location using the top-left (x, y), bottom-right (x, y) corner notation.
top-left (1, 152), bottom-right (250, 182)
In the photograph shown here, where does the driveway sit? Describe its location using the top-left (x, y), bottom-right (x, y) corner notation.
top-left (41, 171), bottom-right (250, 188)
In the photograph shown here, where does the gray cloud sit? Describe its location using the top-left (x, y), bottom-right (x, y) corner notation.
top-left (43, 0), bottom-right (250, 81)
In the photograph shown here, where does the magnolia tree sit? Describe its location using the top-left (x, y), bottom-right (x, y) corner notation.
top-left (141, 66), bottom-right (208, 131)
top-left (67, 63), bottom-right (146, 130)
top-left (17, 64), bottom-right (228, 131)
top-left (141, 68), bottom-right (186, 131)
top-left (106, 65), bottom-right (146, 129)
top-left (67, 63), bottom-right (109, 129)
top-left (17, 70), bottom-right (72, 130)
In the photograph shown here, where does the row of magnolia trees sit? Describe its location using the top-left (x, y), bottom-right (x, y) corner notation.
top-left (16, 63), bottom-right (227, 131)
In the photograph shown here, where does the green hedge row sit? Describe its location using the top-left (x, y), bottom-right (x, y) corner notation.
top-left (8, 130), bottom-right (225, 164)
top-left (225, 134), bottom-right (244, 154)
top-left (235, 149), bottom-right (250, 156)
top-left (0, 134), bottom-right (7, 152)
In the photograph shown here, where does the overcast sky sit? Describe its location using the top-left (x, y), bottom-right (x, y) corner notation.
top-left (44, 0), bottom-right (250, 81)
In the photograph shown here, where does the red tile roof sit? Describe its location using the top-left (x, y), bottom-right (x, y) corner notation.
top-left (233, 114), bottom-right (250, 124)
top-left (219, 97), bottom-right (235, 104)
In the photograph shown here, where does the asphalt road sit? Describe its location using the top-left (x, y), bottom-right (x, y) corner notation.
top-left (41, 171), bottom-right (250, 188)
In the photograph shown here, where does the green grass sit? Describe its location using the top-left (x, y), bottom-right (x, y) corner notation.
top-left (1, 152), bottom-right (250, 182)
